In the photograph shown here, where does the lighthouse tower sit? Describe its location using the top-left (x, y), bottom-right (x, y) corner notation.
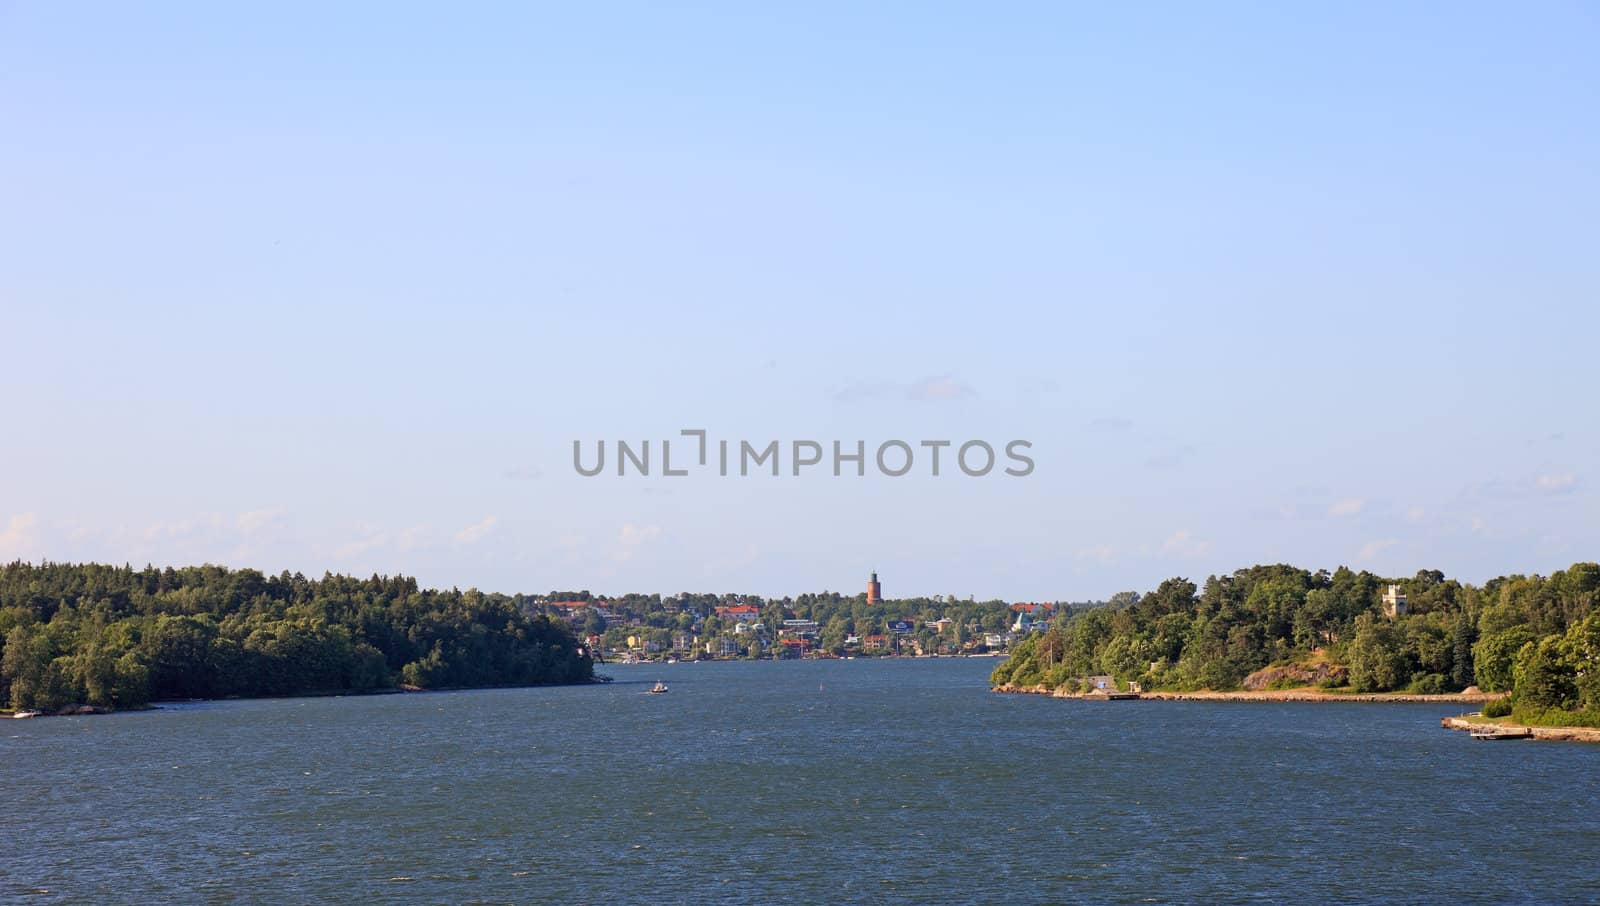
top-left (867, 571), bottom-right (881, 605)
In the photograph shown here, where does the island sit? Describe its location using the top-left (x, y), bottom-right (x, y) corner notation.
top-left (990, 562), bottom-right (1600, 735)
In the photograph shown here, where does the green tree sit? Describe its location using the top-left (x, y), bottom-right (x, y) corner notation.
top-left (1473, 626), bottom-right (1536, 692)
top-left (1348, 614), bottom-right (1409, 692)
top-left (1513, 635), bottom-right (1577, 711)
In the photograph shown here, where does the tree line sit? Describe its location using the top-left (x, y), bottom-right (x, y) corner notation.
top-left (0, 562), bottom-right (593, 712)
top-left (992, 562), bottom-right (1600, 726)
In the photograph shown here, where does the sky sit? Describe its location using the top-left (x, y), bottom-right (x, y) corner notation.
top-left (2, 2), bottom-right (1598, 600)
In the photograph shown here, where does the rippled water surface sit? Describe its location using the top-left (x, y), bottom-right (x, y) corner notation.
top-left (4, 657), bottom-right (1598, 903)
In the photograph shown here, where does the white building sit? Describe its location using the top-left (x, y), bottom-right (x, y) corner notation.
top-left (1382, 584), bottom-right (1407, 619)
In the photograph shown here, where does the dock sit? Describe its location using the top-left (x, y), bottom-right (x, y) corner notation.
top-left (1469, 726), bottom-right (1534, 741)
top-left (1441, 715), bottom-right (1600, 744)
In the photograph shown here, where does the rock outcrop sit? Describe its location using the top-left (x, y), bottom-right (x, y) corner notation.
top-left (1241, 662), bottom-right (1349, 691)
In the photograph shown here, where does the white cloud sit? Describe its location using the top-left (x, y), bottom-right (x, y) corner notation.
top-left (453, 516), bottom-right (499, 545)
top-left (1160, 529), bottom-right (1211, 558)
top-left (611, 522), bottom-right (662, 562)
top-left (235, 509), bottom-right (283, 534)
top-left (1075, 543), bottom-right (1116, 563)
top-left (1329, 498), bottom-right (1365, 517)
top-left (334, 532), bottom-right (391, 560)
top-left (395, 525), bottom-right (428, 551)
top-left (1358, 538), bottom-right (1400, 560)
top-left (831, 374), bottom-right (976, 402)
top-left (1534, 472), bottom-right (1579, 494)
top-left (334, 523), bottom-right (432, 560)
top-left (0, 513), bottom-right (41, 560)
top-left (1470, 472), bottom-right (1582, 499)
top-left (906, 375), bottom-right (975, 401)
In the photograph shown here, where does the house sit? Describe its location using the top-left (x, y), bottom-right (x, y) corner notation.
top-left (717, 604), bottom-right (764, 623)
top-left (1013, 613), bottom-right (1051, 633)
top-left (983, 633), bottom-right (1004, 649)
top-left (925, 617), bottom-right (954, 632)
top-left (844, 634), bottom-right (863, 647)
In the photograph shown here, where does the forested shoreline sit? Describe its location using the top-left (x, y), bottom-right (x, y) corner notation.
top-left (991, 562), bottom-right (1600, 727)
top-left (0, 562), bottom-right (593, 712)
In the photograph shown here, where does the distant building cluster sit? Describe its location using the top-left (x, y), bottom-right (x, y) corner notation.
top-left (542, 572), bottom-right (1061, 663)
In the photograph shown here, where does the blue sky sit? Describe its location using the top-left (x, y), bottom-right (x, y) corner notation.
top-left (2, 2), bottom-right (1597, 599)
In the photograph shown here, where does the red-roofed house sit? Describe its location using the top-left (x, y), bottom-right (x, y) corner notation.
top-left (717, 605), bottom-right (763, 622)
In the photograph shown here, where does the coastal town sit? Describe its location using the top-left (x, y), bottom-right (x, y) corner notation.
top-left (540, 571), bottom-right (1075, 663)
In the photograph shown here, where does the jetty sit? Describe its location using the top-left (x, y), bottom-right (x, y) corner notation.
top-left (1469, 726), bottom-right (1533, 741)
top-left (1441, 716), bottom-right (1600, 744)
top-left (1082, 689), bottom-right (1141, 701)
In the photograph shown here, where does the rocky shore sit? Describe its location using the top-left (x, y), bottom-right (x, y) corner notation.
top-left (1441, 715), bottom-right (1600, 743)
top-left (991, 683), bottom-right (1504, 703)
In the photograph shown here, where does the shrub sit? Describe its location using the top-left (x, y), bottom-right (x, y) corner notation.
top-left (1482, 697), bottom-right (1513, 718)
top-left (1407, 673), bottom-right (1449, 695)
top-left (1510, 706), bottom-right (1600, 728)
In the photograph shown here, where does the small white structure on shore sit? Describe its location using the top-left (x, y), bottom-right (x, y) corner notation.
top-left (1382, 584), bottom-right (1408, 619)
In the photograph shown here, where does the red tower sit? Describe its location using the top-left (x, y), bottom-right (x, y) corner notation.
top-left (867, 571), bottom-right (881, 605)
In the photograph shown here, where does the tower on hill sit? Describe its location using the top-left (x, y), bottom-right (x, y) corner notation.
top-left (867, 571), bottom-right (881, 605)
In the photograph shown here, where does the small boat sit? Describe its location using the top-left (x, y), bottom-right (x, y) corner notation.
top-left (12, 709), bottom-right (42, 719)
top-left (647, 681), bottom-right (670, 694)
